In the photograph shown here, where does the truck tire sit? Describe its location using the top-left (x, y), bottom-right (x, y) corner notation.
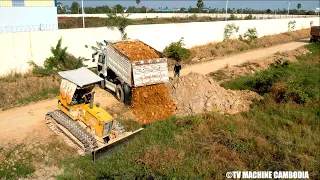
top-left (115, 85), bottom-right (124, 102)
top-left (123, 83), bottom-right (131, 106)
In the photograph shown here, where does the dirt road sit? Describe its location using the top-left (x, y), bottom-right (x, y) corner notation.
top-left (0, 88), bottom-right (118, 145)
top-left (0, 39), bottom-right (309, 145)
top-left (169, 39), bottom-right (309, 76)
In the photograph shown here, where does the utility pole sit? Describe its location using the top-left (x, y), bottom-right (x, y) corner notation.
top-left (287, 2), bottom-right (290, 17)
top-left (81, 0), bottom-right (85, 28)
top-left (225, 0), bottom-right (228, 21)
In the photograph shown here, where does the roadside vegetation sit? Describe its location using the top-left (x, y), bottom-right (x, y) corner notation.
top-left (58, 16), bottom-right (229, 29)
top-left (57, 43), bottom-right (320, 179)
top-left (0, 38), bottom-right (86, 110)
top-left (188, 28), bottom-right (310, 63)
top-left (58, 1), bottom-right (316, 15)
top-left (0, 73), bottom-right (59, 110)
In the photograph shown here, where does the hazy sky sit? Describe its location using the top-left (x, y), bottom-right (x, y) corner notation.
top-left (60, 0), bottom-right (320, 10)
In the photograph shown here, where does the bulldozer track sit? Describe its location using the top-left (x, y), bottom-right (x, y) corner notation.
top-left (46, 110), bottom-right (98, 155)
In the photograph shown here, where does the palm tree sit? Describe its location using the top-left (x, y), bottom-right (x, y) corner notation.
top-left (297, 3), bottom-right (302, 12)
top-left (136, 0), bottom-right (141, 8)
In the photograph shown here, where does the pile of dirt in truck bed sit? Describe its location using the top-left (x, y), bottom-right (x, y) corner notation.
top-left (131, 84), bottom-right (175, 124)
top-left (169, 72), bottom-right (262, 116)
top-left (114, 41), bottom-right (160, 61)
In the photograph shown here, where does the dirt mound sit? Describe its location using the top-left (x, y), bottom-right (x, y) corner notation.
top-left (131, 84), bottom-right (175, 124)
top-left (169, 73), bottom-right (261, 116)
top-left (114, 41), bottom-right (160, 61)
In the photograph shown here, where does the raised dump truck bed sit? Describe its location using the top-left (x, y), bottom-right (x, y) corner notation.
top-left (104, 40), bottom-right (169, 87)
top-left (93, 39), bottom-right (170, 104)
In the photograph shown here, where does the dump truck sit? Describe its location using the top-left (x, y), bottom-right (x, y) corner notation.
top-left (91, 40), bottom-right (169, 105)
top-left (45, 67), bottom-right (143, 160)
top-left (310, 26), bottom-right (320, 42)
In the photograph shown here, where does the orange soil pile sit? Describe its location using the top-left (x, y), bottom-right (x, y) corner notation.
top-left (131, 84), bottom-right (176, 124)
top-left (113, 41), bottom-right (160, 61)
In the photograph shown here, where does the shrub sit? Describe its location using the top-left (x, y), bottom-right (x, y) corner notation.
top-left (163, 38), bottom-right (190, 61)
top-left (58, 23), bottom-right (73, 29)
top-left (310, 21), bottom-right (313, 27)
top-left (228, 14), bottom-right (237, 20)
top-left (106, 13), bottom-right (132, 40)
top-left (224, 23), bottom-right (240, 40)
top-left (188, 14), bottom-right (197, 21)
top-left (29, 38), bottom-right (87, 75)
top-left (239, 27), bottom-right (258, 42)
top-left (288, 20), bottom-right (296, 31)
top-left (244, 14), bottom-right (253, 20)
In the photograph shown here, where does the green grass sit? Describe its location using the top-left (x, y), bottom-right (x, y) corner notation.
top-left (1, 87), bottom-right (59, 110)
top-left (221, 43), bottom-right (320, 104)
top-left (0, 136), bottom-right (76, 179)
top-left (57, 43), bottom-right (320, 179)
top-left (0, 144), bottom-right (35, 179)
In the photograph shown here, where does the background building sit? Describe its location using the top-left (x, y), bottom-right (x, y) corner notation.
top-left (0, 0), bottom-right (58, 33)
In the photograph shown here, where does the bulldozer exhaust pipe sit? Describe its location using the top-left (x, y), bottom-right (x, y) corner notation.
top-left (90, 92), bottom-right (95, 109)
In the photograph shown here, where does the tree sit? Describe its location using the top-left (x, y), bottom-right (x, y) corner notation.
top-left (180, 7), bottom-right (186, 13)
top-left (196, 0), bottom-right (204, 10)
top-left (297, 3), bottom-right (302, 12)
top-left (70, 1), bottom-right (80, 14)
top-left (266, 9), bottom-right (272, 14)
top-left (29, 38), bottom-right (87, 75)
top-left (115, 4), bottom-right (124, 13)
top-left (136, 0), bottom-right (141, 7)
top-left (57, 2), bottom-right (66, 14)
top-left (106, 13), bottom-right (132, 40)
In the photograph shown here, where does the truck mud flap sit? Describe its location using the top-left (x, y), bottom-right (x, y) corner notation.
top-left (92, 128), bottom-right (143, 162)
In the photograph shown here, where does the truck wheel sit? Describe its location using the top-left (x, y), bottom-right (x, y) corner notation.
top-left (123, 83), bottom-right (131, 106)
top-left (115, 85), bottom-right (124, 102)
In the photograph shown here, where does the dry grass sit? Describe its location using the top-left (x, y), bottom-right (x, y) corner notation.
top-left (210, 47), bottom-right (309, 83)
top-left (58, 16), bottom-right (226, 29)
top-left (0, 72), bottom-right (60, 109)
top-left (189, 29), bottom-right (310, 62)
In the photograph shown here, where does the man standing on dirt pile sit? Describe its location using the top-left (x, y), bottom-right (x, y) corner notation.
top-left (174, 61), bottom-right (182, 78)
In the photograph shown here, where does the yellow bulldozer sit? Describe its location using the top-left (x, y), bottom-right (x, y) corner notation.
top-left (45, 67), bottom-right (142, 160)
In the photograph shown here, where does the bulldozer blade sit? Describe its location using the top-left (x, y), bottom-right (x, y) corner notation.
top-left (92, 128), bottom-right (143, 162)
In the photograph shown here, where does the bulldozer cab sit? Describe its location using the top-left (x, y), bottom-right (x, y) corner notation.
top-left (58, 67), bottom-right (103, 106)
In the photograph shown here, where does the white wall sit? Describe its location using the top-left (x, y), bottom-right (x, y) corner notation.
top-left (58, 13), bottom-right (316, 19)
top-left (0, 7), bottom-right (58, 33)
top-left (0, 17), bottom-right (318, 76)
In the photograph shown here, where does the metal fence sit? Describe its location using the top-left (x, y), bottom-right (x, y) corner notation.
top-left (0, 24), bottom-right (58, 33)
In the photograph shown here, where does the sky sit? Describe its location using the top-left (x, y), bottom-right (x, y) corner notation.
top-left (60, 0), bottom-right (320, 11)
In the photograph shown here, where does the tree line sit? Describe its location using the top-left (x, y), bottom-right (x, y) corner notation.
top-left (57, 1), bottom-right (317, 15)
